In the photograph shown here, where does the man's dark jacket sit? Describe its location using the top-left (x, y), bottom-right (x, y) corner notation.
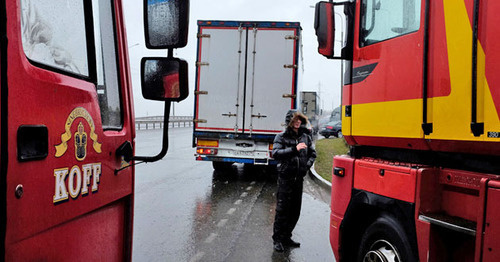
top-left (272, 126), bottom-right (316, 177)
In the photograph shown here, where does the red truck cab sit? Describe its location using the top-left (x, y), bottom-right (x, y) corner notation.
top-left (1, 0), bottom-right (189, 260)
top-left (315, 0), bottom-right (500, 261)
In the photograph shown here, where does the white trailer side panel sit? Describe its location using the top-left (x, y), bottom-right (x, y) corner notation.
top-left (245, 28), bottom-right (298, 134)
top-left (195, 28), bottom-right (246, 132)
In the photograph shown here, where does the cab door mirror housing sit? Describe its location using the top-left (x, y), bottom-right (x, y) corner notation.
top-left (141, 57), bottom-right (189, 102)
top-left (132, 57), bottom-right (188, 163)
top-left (314, 1), bottom-right (335, 58)
top-left (144, 0), bottom-right (189, 49)
top-left (133, 0), bottom-right (190, 164)
top-left (314, 1), bottom-right (354, 60)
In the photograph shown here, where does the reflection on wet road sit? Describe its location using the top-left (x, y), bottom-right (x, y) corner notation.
top-left (132, 127), bottom-right (335, 261)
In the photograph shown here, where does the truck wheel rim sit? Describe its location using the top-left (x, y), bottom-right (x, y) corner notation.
top-left (363, 240), bottom-right (400, 262)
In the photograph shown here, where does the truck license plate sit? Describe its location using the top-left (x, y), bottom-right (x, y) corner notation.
top-left (234, 150), bottom-right (254, 156)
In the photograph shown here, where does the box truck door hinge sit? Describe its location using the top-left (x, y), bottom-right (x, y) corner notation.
top-left (251, 113), bottom-right (267, 119)
top-left (195, 90), bottom-right (208, 95)
top-left (282, 94), bottom-right (297, 99)
top-left (196, 62), bottom-right (209, 67)
top-left (284, 64), bottom-right (297, 69)
top-left (197, 33), bottom-right (210, 38)
top-left (285, 35), bottom-right (299, 40)
top-left (222, 113), bottom-right (237, 117)
top-left (193, 119), bottom-right (207, 123)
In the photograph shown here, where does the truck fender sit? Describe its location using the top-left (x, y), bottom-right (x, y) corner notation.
top-left (339, 189), bottom-right (418, 261)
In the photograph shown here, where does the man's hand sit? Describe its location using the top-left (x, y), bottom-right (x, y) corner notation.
top-left (296, 142), bottom-right (307, 151)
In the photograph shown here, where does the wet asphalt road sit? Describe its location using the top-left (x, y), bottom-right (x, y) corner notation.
top-left (132, 127), bottom-right (335, 262)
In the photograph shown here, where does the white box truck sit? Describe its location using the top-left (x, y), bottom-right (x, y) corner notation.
top-left (300, 91), bottom-right (319, 134)
top-left (193, 20), bottom-right (301, 171)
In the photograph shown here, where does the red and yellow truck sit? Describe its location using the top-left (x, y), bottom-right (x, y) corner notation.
top-left (1, 0), bottom-right (189, 260)
top-left (315, 0), bottom-right (500, 261)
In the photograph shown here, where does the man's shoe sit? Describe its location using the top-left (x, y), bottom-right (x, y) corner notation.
top-left (273, 242), bottom-right (285, 252)
top-left (284, 239), bottom-right (301, 247)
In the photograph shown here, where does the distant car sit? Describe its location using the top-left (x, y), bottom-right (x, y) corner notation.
top-left (319, 121), bottom-right (342, 138)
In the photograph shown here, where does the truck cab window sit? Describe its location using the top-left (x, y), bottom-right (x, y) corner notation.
top-left (360, 0), bottom-right (421, 46)
top-left (20, 0), bottom-right (89, 77)
top-left (20, 0), bottom-right (122, 129)
top-left (92, 0), bottom-right (122, 129)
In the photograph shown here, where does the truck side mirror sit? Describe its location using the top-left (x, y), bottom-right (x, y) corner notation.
top-left (141, 57), bottom-right (189, 102)
top-left (144, 0), bottom-right (190, 49)
top-left (314, 1), bottom-right (335, 58)
top-left (130, 1), bottom-right (190, 164)
top-left (129, 57), bottom-right (188, 163)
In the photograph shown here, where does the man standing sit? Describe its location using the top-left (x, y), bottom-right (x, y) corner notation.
top-left (272, 110), bottom-right (316, 252)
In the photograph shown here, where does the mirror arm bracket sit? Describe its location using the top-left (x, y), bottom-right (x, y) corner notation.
top-left (132, 102), bottom-right (171, 162)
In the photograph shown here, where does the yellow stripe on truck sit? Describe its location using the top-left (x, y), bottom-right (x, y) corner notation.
top-left (427, 0), bottom-right (500, 142)
top-left (351, 99), bottom-right (422, 138)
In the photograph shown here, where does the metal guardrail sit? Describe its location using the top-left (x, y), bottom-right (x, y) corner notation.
top-left (135, 116), bottom-right (193, 130)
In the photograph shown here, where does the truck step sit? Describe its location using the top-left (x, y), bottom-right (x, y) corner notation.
top-left (419, 213), bottom-right (476, 236)
top-left (254, 158), bottom-right (269, 165)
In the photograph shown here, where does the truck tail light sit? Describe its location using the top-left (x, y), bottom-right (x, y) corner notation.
top-left (269, 143), bottom-right (273, 158)
top-left (196, 148), bottom-right (218, 155)
top-left (327, 126), bottom-right (333, 129)
top-left (196, 139), bottom-right (219, 155)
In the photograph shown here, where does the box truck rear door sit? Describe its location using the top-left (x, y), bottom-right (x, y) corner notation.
top-left (195, 26), bottom-right (246, 133)
top-left (244, 26), bottom-right (299, 134)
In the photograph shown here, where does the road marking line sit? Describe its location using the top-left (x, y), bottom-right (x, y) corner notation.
top-left (189, 252), bottom-right (205, 262)
top-left (227, 207), bottom-right (237, 215)
top-left (234, 199), bottom-right (242, 205)
top-left (217, 219), bottom-right (228, 227)
top-left (246, 186), bottom-right (253, 191)
top-left (240, 192), bottom-right (248, 197)
top-left (205, 233), bottom-right (218, 243)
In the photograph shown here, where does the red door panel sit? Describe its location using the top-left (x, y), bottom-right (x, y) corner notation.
top-left (348, 0), bottom-right (426, 147)
top-left (4, 0), bottom-right (134, 258)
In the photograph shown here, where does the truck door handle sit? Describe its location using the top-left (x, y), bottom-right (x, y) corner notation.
top-left (222, 113), bottom-right (237, 117)
top-left (116, 141), bottom-right (133, 162)
top-left (195, 90), bottom-right (208, 95)
top-left (251, 113), bottom-right (267, 119)
top-left (17, 125), bottom-right (48, 161)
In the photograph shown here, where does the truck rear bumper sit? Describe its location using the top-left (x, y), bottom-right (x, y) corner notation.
top-left (195, 155), bottom-right (277, 165)
top-left (194, 133), bottom-right (277, 165)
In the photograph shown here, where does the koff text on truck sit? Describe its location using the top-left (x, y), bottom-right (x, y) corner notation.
top-left (1, 0), bottom-right (189, 260)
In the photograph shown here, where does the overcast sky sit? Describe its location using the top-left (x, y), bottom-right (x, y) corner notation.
top-left (123, 0), bottom-right (341, 117)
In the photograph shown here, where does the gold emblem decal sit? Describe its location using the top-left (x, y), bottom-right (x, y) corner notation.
top-left (75, 122), bottom-right (88, 161)
top-left (55, 107), bottom-right (102, 158)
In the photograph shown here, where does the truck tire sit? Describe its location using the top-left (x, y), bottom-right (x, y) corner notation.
top-left (324, 134), bottom-right (330, 138)
top-left (357, 216), bottom-right (417, 262)
top-left (212, 161), bottom-right (233, 172)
